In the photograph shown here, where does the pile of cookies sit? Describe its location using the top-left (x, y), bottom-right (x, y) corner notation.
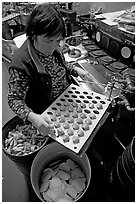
top-left (40, 158), bottom-right (87, 202)
top-left (3, 124), bottom-right (48, 156)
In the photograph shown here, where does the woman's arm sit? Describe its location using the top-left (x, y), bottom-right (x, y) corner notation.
top-left (8, 68), bottom-right (54, 136)
top-left (8, 68), bottom-right (32, 121)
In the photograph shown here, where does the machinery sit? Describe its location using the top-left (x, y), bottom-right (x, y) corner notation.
top-left (2, 2), bottom-right (135, 202)
top-left (62, 7), bottom-right (135, 201)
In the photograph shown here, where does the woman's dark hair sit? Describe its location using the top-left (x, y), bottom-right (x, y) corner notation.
top-left (25, 3), bottom-right (66, 39)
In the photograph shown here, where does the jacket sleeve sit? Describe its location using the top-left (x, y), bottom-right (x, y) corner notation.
top-left (8, 68), bottom-right (33, 122)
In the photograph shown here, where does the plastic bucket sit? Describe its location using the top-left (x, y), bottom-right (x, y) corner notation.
top-left (113, 137), bottom-right (135, 190)
top-left (2, 116), bottom-right (50, 177)
top-left (30, 142), bottom-right (91, 202)
top-left (117, 156), bottom-right (133, 188)
top-left (121, 137), bottom-right (135, 184)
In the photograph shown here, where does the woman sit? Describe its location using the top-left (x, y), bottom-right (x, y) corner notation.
top-left (8, 3), bottom-right (89, 136)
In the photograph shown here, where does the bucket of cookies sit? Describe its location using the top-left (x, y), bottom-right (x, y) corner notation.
top-left (31, 142), bottom-right (91, 202)
top-left (2, 116), bottom-right (50, 176)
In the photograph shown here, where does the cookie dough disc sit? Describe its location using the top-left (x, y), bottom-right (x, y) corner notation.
top-left (63, 122), bottom-right (70, 129)
top-left (72, 102), bottom-right (78, 108)
top-left (57, 128), bottom-right (65, 136)
top-left (42, 191), bottom-right (52, 202)
top-left (55, 110), bottom-right (61, 117)
top-left (77, 129), bottom-right (84, 137)
top-left (54, 121), bottom-right (61, 128)
top-left (66, 159), bottom-right (75, 169)
top-left (49, 176), bottom-right (62, 189)
top-left (96, 103), bottom-right (103, 109)
top-left (80, 112), bottom-right (87, 119)
top-left (59, 162), bottom-right (70, 172)
top-left (67, 129), bottom-right (74, 136)
top-left (74, 167), bottom-right (85, 178)
top-left (76, 107), bottom-right (82, 113)
top-left (51, 187), bottom-right (65, 201)
top-left (77, 118), bottom-right (83, 124)
top-left (80, 102), bottom-right (86, 108)
top-left (46, 189), bottom-right (54, 201)
top-left (40, 180), bottom-right (50, 193)
top-left (41, 168), bottom-right (53, 182)
top-left (57, 170), bottom-right (70, 180)
top-left (72, 112), bottom-right (78, 118)
top-left (85, 118), bottom-right (92, 125)
top-left (82, 123), bottom-right (89, 131)
top-left (71, 178), bottom-right (86, 193)
top-left (63, 135), bottom-right (70, 143)
top-left (89, 113), bottom-right (96, 119)
top-left (72, 123), bottom-right (79, 130)
top-left (72, 136), bottom-right (80, 144)
top-left (68, 106), bottom-right (74, 112)
top-left (68, 116), bottom-right (74, 123)
top-left (59, 116), bottom-right (66, 123)
top-left (51, 115), bottom-right (57, 122)
top-left (70, 169), bottom-right (77, 180)
top-left (60, 105), bottom-right (66, 112)
top-left (89, 103), bottom-right (94, 109)
top-left (64, 110), bottom-right (70, 117)
top-left (66, 184), bottom-right (78, 199)
top-left (64, 102), bottom-right (70, 107)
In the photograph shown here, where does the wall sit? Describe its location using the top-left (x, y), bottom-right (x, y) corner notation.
top-left (74, 2), bottom-right (135, 15)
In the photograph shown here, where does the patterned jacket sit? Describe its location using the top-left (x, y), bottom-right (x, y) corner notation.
top-left (9, 39), bottom-right (74, 115)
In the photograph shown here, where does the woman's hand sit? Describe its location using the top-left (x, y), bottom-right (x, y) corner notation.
top-left (28, 112), bottom-right (55, 136)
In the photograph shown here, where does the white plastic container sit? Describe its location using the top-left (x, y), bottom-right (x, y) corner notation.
top-left (30, 142), bottom-right (91, 202)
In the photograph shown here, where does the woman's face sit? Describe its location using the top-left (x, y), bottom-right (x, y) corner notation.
top-left (34, 34), bottom-right (63, 56)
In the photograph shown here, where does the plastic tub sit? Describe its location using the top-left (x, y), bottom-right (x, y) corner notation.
top-left (112, 137), bottom-right (135, 191)
top-left (31, 142), bottom-right (91, 202)
top-left (121, 137), bottom-right (135, 183)
top-left (2, 116), bottom-right (50, 176)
